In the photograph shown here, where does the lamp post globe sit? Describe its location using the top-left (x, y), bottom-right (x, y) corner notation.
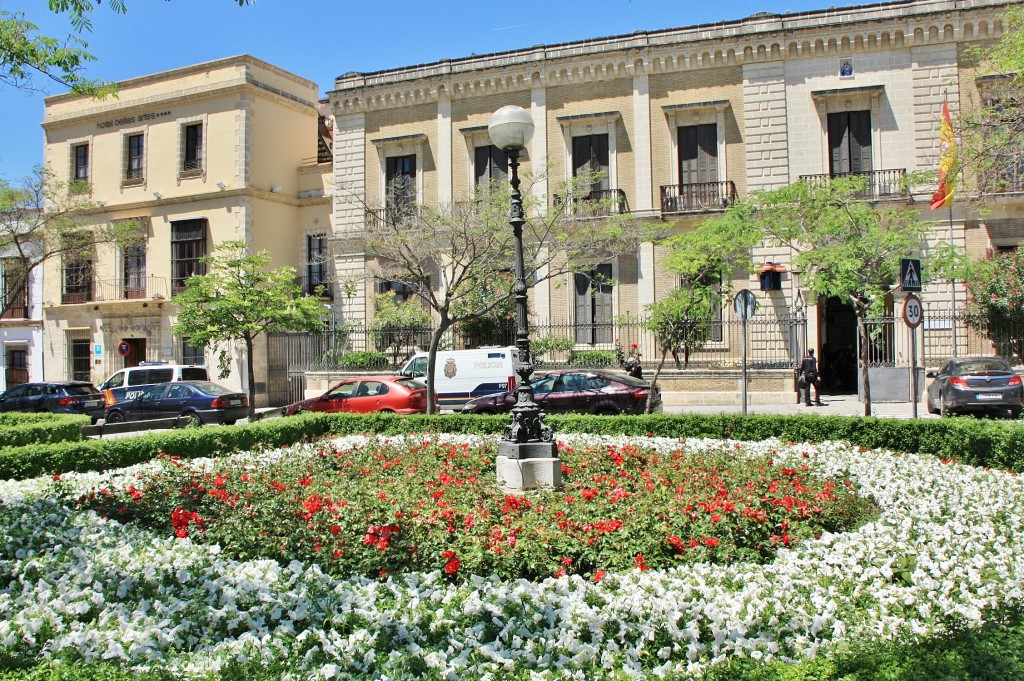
top-left (488, 105), bottom-right (559, 488)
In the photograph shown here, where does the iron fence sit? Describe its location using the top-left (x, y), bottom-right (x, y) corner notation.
top-left (270, 314), bottom-right (809, 373)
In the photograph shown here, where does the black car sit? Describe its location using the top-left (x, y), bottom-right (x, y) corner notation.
top-left (104, 380), bottom-right (249, 426)
top-left (926, 356), bottom-right (1024, 418)
top-left (461, 369), bottom-right (661, 416)
top-left (0, 382), bottom-right (106, 422)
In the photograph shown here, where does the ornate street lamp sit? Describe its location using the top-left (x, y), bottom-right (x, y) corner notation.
top-left (487, 105), bottom-right (559, 486)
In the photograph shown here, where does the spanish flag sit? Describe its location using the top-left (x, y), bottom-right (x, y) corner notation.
top-left (930, 96), bottom-right (957, 210)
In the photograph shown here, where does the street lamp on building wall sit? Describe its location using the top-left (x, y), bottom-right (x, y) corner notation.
top-left (487, 105), bottom-right (559, 486)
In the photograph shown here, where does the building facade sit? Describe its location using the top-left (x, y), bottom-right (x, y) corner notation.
top-left (325, 0), bottom-right (1022, 391)
top-left (40, 56), bottom-right (332, 403)
top-left (1, 248), bottom-right (44, 391)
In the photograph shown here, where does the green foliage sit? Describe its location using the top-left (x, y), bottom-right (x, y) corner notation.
top-left (0, 414), bottom-right (86, 448)
top-left (171, 240), bottom-right (327, 416)
top-left (964, 249), bottom-right (1024, 360)
top-left (531, 334), bottom-right (575, 363)
top-left (568, 349), bottom-right (618, 367)
top-left (334, 350), bottom-right (388, 370)
top-left (453, 270), bottom-right (515, 347)
top-left (644, 287), bottom-right (718, 370)
top-left (370, 292), bottom-right (431, 361)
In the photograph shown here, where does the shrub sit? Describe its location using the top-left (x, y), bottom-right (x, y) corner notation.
top-left (335, 350), bottom-right (388, 370)
top-left (568, 349), bottom-right (618, 367)
top-left (0, 414), bottom-right (87, 448)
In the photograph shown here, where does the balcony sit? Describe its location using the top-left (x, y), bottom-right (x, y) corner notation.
top-left (92, 276), bottom-right (170, 303)
top-left (555, 189), bottom-right (629, 217)
top-left (660, 181), bottom-right (738, 213)
top-left (366, 204), bottom-right (419, 230)
top-left (799, 169), bottom-right (908, 200)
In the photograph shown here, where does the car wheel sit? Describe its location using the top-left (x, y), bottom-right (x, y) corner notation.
top-left (106, 411), bottom-right (125, 424)
top-left (595, 406), bottom-right (620, 416)
top-left (181, 411), bottom-right (203, 428)
top-left (940, 394), bottom-right (951, 417)
top-left (223, 419), bottom-right (236, 426)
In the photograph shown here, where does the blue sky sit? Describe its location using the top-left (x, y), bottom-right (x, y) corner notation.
top-left (0, 0), bottom-right (867, 180)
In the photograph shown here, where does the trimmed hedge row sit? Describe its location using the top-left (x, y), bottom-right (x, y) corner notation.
top-left (2, 411), bottom-right (1023, 481)
top-left (0, 414), bottom-right (88, 448)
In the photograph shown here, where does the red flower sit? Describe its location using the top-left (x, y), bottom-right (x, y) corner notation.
top-left (594, 570), bottom-right (607, 583)
top-left (443, 550), bottom-right (460, 574)
top-left (581, 488), bottom-right (598, 501)
top-left (329, 525), bottom-right (341, 534)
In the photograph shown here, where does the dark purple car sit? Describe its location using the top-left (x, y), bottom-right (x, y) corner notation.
top-left (461, 369), bottom-right (661, 416)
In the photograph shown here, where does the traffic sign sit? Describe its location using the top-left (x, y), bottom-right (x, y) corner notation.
top-left (733, 289), bottom-right (757, 321)
top-left (903, 293), bottom-right (923, 329)
top-left (900, 258), bottom-right (922, 292)
top-left (117, 340), bottom-right (132, 357)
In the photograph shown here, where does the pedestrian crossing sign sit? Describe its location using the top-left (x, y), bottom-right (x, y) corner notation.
top-left (900, 258), bottom-right (922, 292)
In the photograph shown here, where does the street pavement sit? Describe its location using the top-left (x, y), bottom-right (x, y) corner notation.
top-left (663, 393), bottom-right (936, 419)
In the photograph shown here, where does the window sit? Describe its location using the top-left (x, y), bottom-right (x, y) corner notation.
top-left (572, 134), bottom-right (610, 194)
top-left (62, 253), bottom-right (93, 304)
top-left (73, 143), bottom-right (90, 182)
top-left (1, 257), bottom-right (28, 319)
top-left (378, 279), bottom-right (417, 304)
top-left (827, 111), bottom-right (872, 175)
top-left (678, 124), bottom-right (718, 185)
top-left (306, 233), bottom-right (331, 297)
top-left (474, 145), bottom-right (508, 189)
top-left (182, 123), bottom-right (203, 173)
top-left (123, 244), bottom-right (147, 299)
top-left (385, 154), bottom-right (417, 215)
top-left (574, 263), bottom-right (613, 344)
top-left (70, 338), bottom-right (91, 383)
top-left (125, 133), bottom-right (145, 182)
top-left (683, 273), bottom-right (724, 343)
top-left (181, 337), bottom-right (205, 366)
top-left (171, 219), bottom-right (207, 293)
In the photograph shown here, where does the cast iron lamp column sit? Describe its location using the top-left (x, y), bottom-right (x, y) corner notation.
top-left (487, 105), bottom-right (559, 473)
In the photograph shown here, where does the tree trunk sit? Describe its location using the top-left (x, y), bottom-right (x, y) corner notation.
top-left (425, 320), bottom-right (452, 415)
top-left (245, 333), bottom-right (257, 421)
top-left (645, 347), bottom-right (670, 414)
top-left (857, 313), bottom-right (872, 417)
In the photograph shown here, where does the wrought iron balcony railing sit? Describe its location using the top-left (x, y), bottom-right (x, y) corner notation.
top-left (1, 286), bottom-right (28, 320)
top-left (92, 276), bottom-right (170, 302)
top-left (660, 181), bottom-right (738, 213)
top-left (554, 188), bottom-right (629, 216)
top-left (799, 168), bottom-right (908, 199)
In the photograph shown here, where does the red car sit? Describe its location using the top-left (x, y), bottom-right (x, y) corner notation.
top-left (284, 376), bottom-right (431, 415)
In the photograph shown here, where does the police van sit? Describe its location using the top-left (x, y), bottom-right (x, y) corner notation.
top-left (400, 347), bottom-right (518, 410)
top-left (98, 361), bottom-right (210, 406)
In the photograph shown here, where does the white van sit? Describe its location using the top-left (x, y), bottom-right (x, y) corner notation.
top-left (99, 361), bottom-right (210, 405)
top-left (400, 347), bottom-right (519, 410)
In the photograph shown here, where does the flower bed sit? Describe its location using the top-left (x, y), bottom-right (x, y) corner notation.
top-left (2, 435), bottom-right (1024, 680)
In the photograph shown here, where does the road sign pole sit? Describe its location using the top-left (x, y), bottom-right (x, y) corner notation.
top-left (910, 325), bottom-right (918, 419)
top-left (741, 317), bottom-right (748, 415)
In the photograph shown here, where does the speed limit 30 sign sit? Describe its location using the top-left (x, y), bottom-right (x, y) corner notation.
top-left (902, 293), bottom-right (923, 329)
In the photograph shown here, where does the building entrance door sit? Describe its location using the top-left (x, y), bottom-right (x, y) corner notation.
top-left (819, 297), bottom-right (858, 394)
top-left (123, 338), bottom-right (146, 368)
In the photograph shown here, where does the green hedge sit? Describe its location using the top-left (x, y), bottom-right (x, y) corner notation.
top-left (0, 414), bottom-right (88, 448)
top-left (2, 411), bottom-right (1024, 481)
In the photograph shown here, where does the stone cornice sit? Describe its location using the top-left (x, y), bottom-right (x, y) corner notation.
top-left (329, 0), bottom-right (1012, 115)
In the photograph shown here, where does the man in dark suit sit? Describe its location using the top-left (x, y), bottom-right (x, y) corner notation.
top-left (799, 348), bottom-right (824, 406)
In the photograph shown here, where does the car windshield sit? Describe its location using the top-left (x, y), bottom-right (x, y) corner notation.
top-left (65, 384), bottom-right (100, 396)
top-left (189, 381), bottom-right (234, 395)
top-left (958, 359), bottom-right (1012, 373)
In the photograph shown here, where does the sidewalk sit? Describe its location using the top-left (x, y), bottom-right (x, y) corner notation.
top-left (663, 393), bottom-right (934, 419)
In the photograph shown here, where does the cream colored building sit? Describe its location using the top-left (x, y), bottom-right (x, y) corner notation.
top-left (40, 56), bottom-right (332, 404)
top-left (325, 0), bottom-right (1023, 400)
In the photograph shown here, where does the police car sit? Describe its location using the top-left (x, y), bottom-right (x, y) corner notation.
top-left (98, 361), bottom-right (210, 406)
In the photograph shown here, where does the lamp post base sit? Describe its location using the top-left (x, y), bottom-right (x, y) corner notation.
top-left (496, 452), bottom-right (562, 490)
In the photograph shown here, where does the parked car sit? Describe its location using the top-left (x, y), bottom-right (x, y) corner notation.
top-left (284, 376), bottom-right (431, 415)
top-left (98, 361), bottom-right (210, 406)
top-left (103, 380), bottom-right (248, 426)
top-left (926, 356), bottom-right (1024, 418)
top-left (0, 382), bottom-right (106, 422)
top-left (461, 369), bottom-right (661, 416)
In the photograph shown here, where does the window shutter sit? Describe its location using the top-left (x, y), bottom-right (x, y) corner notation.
top-left (574, 273), bottom-right (592, 343)
top-left (849, 110), bottom-right (872, 173)
top-left (828, 112), bottom-right (851, 175)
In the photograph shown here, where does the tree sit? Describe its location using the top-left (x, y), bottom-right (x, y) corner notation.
top-left (171, 241), bottom-right (327, 419)
top-left (0, 166), bottom-right (140, 318)
top-left (957, 6), bottom-right (1024, 195)
top-left (670, 175), bottom-right (946, 416)
top-left (453, 270), bottom-right (516, 347)
top-left (361, 173), bottom-right (657, 414)
top-left (1, 1), bottom-right (247, 96)
top-left (964, 249), bottom-right (1024, 360)
top-left (370, 292), bottom-right (431, 366)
